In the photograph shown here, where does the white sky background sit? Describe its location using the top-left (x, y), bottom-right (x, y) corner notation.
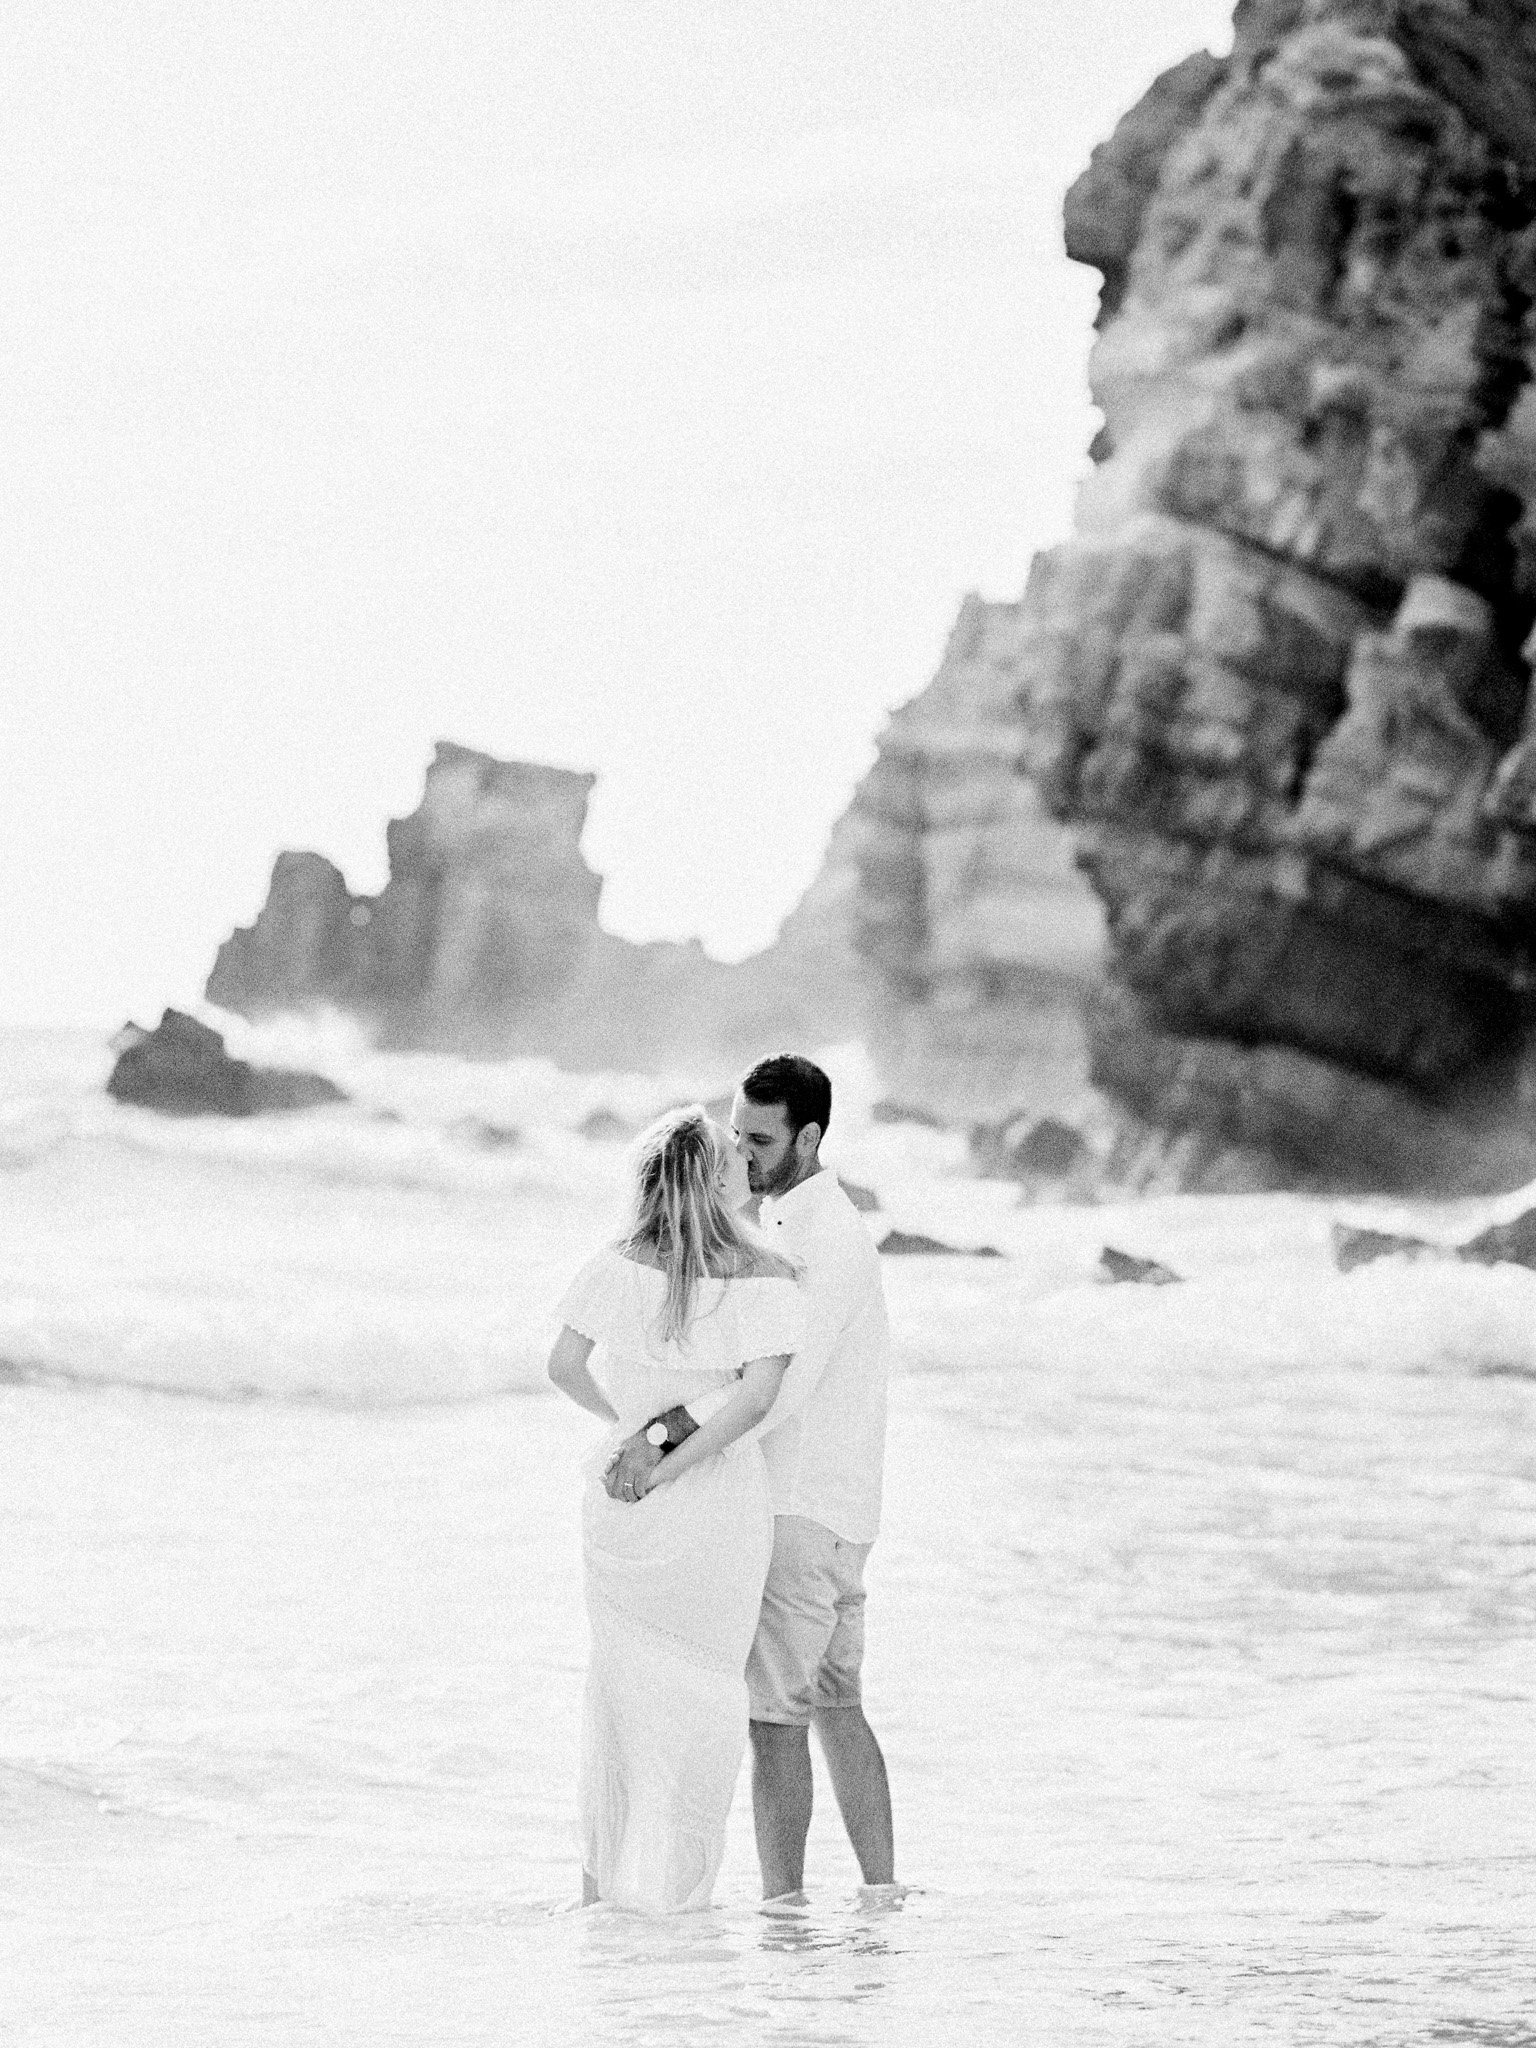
top-left (2, 1), bottom-right (1237, 1028)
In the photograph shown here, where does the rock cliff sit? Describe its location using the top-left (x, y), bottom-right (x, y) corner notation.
top-left (832, 595), bottom-right (1106, 1123)
top-left (208, 743), bottom-right (863, 1076)
top-left (1016, 0), bottom-right (1536, 1191)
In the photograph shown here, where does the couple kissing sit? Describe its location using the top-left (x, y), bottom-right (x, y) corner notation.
top-left (548, 1053), bottom-right (895, 1913)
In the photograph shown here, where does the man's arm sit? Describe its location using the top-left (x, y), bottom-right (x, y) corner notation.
top-left (602, 1391), bottom-right (727, 1499)
top-left (737, 1238), bottom-right (862, 1445)
top-left (604, 1230), bottom-right (863, 1497)
top-left (653, 1404), bottom-right (698, 1446)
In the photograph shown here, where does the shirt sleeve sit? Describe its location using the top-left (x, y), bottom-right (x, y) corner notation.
top-left (740, 1236), bottom-right (866, 1446)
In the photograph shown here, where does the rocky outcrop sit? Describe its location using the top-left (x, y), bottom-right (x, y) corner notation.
top-left (1332, 1200), bottom-right (1536, 1268)
top-left (210, 749), bottom-right (605, 1040)
top-left (1016, 0), bottom-right (1536, 1192)
top-left (108, 1010), bottom-right (346, 1116)
top-left (209, 743), bottom-right (863, 1077)
top-left (1099, 1246), bottom-right (1183, 1285)
top-left (834, 596), bottom-right (1106, 1123)
top-left (876, 1228), bottom-right (1004, 1258)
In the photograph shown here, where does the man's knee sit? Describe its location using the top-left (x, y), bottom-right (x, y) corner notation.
top-left (811, 1698), bottom-right (877, 1743)
top-left (751, 1717), bottom-right (811, 1758)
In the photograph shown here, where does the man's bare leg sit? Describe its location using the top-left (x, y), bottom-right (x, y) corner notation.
top-left (811, 1703), bottom-right (895, 1885)
top-left (750, 1719), bottom-right (814, 1898)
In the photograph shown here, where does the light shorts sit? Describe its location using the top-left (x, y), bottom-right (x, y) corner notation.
top-left (746, 1514), bottom-right (872, 1726)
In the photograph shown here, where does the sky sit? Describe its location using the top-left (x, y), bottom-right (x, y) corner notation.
top-left (1, 0), bottom-right (1238, 1028)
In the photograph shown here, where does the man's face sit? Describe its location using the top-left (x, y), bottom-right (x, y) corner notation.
top-left (730, 1090), bottom-right (805, 1199)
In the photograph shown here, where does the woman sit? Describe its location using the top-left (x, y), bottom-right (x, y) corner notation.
top-left (548, 1105), bottom-right (804, 1913)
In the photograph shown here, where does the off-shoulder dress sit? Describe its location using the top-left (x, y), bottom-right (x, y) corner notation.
top-left (556, 1247), bottom-right (806, 1913)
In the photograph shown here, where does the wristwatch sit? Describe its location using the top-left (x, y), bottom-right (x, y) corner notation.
top-left (645, 1421), bottom-right (670, 1449)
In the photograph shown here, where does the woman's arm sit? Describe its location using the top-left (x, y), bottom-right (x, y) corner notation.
top-left (547, 1327), bottom-right (618, 1422)
top-left (642, 1353), bottom-right (788, 1491)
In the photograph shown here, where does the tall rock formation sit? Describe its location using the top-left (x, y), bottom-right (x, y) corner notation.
top-left (1017, 0), bottom-right (1536, 1190)
top-left (836, 596), bottom-right (1105, 1122)
top-left (209, 743), bottom-right (863, 1076)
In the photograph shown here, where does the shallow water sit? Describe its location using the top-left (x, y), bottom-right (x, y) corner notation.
top-left (6, 1346), bottom-right (1534, 2045)
top-left (3, 1026), bottom-right (1535, 2044)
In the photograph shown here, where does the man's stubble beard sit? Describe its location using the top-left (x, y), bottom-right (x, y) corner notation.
top-left (755, 1148), bottom-right (812, 1201)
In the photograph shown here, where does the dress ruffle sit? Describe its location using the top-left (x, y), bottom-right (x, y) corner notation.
top-left (556, 1249), bottom-right (805, 1370)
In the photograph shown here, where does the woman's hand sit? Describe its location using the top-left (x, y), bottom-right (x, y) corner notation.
top-left (606, 1434), bottom-right (664, 1502)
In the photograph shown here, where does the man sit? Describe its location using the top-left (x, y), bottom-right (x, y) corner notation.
top-left (604, 1053), bottom-right (895, 1898)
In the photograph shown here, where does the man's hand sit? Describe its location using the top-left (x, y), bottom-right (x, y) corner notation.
top-left (604, 1430), bottom-right (665, 1504)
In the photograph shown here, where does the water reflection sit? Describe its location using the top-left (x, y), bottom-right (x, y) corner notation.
top-left (755, 1883), bottom-right (912, 1957)
top-left (562, 1888), bottom-right (928, 2044)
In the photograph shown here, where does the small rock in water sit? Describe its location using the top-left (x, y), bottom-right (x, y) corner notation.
top-left (1456, 1207), bottom-right (1536, 1270)
top-left (1013, 1116), bottom-right (1087, 1176)
top-left (448, 1117), bottom-right (522, 1151)
top-left (839, 1178), bottom-right (880, 1213)
top-left (577, 1108), bottom-right (636, 1144)
top-left (1099, 1245), bottom-right (1182, 1286)
top-left (106, 1009), bottom-right (346, 1117)
top-left (878, 1228), bottom-right (1003, 1258)
top-left (870, 1100), bottom-right (948, 1130)
top-left (1331, 1223), bottom-right (1438, 1273)
top-left (1330, 1210), bottom-right (1536, 1274)
top-left (971, 1113), bottom-right (1088, 1180)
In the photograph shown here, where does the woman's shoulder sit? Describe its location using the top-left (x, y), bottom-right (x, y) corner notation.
top-left (555, 1244), bottom-right (627, 1340)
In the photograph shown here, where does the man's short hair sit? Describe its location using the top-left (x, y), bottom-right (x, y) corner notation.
top-left (741, 1053), bottom-right (832, 1140)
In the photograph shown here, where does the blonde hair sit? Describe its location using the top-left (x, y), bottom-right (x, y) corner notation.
top-left (618, 1105), bottom-right (792, 1342)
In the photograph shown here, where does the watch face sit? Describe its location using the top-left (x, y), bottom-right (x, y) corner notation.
top-left (646, 1422), bottom-right (669, 1447)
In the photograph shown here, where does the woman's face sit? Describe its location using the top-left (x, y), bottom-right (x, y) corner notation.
top-left (710, 1123), bottom-right (752, 1212)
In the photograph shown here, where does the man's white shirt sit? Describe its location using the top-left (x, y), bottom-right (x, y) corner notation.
top-left (745, 1169), bottom-right (890, 1545)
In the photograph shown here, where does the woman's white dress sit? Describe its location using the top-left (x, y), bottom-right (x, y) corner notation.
top-left (557, 1248), bottom-right (805, 1914)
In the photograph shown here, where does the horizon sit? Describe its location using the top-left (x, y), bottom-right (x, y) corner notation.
top-left (2, 0), bottom-right (1237, 1029)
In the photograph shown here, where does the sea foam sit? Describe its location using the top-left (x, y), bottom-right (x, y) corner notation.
top-left (2, 1020), bottom-right (1534, 1405)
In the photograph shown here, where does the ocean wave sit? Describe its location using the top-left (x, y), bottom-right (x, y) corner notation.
top-left (0, 1271), bottom-right (558, 1408)
top-left (5, 1023), bottom-right (1536, 1406)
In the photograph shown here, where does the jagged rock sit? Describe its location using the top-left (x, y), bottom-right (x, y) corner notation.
top-left (1065, 49), bottom-right (1229, 324)
top-left (107, 1010), bottom-right (346, 1117)
top-left (877, 1229), bottom-right (1004, 1257)
top-left (1331, 1221), bottom-right (1438, 1270)
top-left (836, 596), bottom-right (1106, 1125)
top-left (1089, 983), bottom-right (1536, 1193)
top-left (1015, 0), bottom-right (1536, 1193)
top-left (1458, 1203), bottom-right (1536, 1265)
top-left (205, 851), bottom-right (361, 1015)
top-left (207, 744), bottom-right (863, 1078)
top-left (1099, 1246), bottom-right (1183, 1285)
top-left (1331, 1203), bottom-right (1536, 1268)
